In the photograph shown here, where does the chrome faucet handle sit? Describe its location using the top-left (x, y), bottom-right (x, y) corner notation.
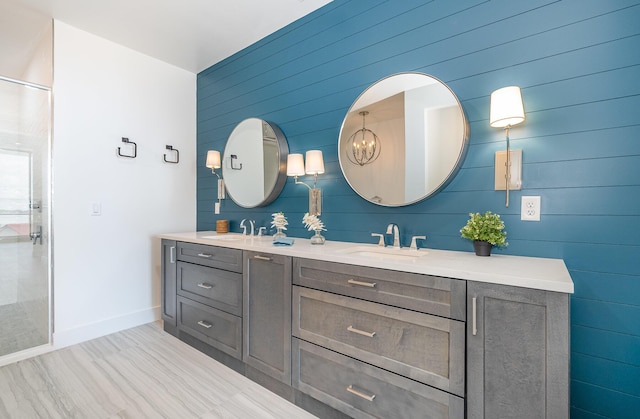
top-left (258, 226), bottom-right (266, 236)
top-left (371, 233), bottom-right (385, 246)
top-left (240, 219), bottom-right (248, 235)
top-left (410, 235), bottom-right (427, 250)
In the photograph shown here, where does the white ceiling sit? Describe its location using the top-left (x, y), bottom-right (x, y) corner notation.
top-left (2, 0), bottom-right (332, 74)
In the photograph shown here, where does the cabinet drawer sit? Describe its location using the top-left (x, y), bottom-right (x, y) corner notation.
top-left (177, 262), bottom-right (242, 316)
top-left (293, 258), bottom-right (465, 320)
top-left (177, 297), bottom-right (242, 360)
top-left (177, 242), bottom-right (242, 273)
top-left (293, 338), bottom-right (463, 419)
top-left (293, 286), bottom-right (465, 396)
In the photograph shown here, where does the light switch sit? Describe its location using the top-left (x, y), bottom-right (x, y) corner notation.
top-left (91, 202), bottom-right (102, 216)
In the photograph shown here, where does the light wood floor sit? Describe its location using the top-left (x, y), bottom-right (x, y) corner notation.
top-left (0, 322), bottom-right (318, 418)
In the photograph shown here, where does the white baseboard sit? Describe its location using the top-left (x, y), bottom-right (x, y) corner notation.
top-left (53, 306), bottom-right (161, 348)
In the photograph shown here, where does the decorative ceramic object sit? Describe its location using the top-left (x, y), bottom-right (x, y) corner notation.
top-left (271, 212), bottom-right (288, 240)
top-left (302, 213), bottom-right (326, 245)
top-left (310, 230), bottom-right (326, 245)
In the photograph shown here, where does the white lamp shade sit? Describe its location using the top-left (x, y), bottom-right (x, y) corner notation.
top-left (286, 153), bottom-right (305, 176)
top-left (206, 150), bottom-right (221, 169)
top-left (490, 86), bottom-right (525, 128)
top-left (305, 150), bottom-right (325, 175)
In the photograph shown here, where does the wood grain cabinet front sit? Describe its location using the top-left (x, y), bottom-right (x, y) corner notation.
top-left (177, 296), bottom-right (242, 359)
top-left (292, 338), bottom-right (464, 419)
top-left (243, 251), bottom-right (292, 385)
top-left (160, 239), bottom-right (177, 328)
top-left (177, 261), bottom-right (242, 316)
top-left (293, 257), bottom-right (466, 321)
top-left (293, 286), bottom-right (465, 396)
top-left (466, 282), bottom-right (570, 419)
top-left (176, 242), bottom-right (242, 273)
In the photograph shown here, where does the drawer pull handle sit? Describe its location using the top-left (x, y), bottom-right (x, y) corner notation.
top-left (197, 282), bottom-right (213, 289)
top-left (472, 297), bottom-right (477, 336)
top-left (253, 255), bottom-right (272, 261)
top-left (347, 325), bottom-right (376, 338)
top-left (347, 279), bottom-right (377, 288)
top-left (347, 385), bottom-right (376, 401)
top-left (170, 246), bottom-right (176, 264)
top-left (197, 253), bottom-right (213, 258)
top-left (197, 320), bottom-right (213, 329)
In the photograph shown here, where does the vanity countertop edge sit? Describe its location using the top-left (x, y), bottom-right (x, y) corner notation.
top-left (158, 231), bottom-right (574, 294)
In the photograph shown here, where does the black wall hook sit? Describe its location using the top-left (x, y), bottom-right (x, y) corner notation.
top-left (117, 137), bottom-right (137, 158)
top-left (164, 145), bottom-right (179, 164)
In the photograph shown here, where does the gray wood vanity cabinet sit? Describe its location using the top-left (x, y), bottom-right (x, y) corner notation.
top-left (466, 282), bottom-right (570, 419)
top-left (292, 258), bottom-right (466, 419)
top-left (160, 237), bottom-right (571, 419)
top-left (160, 239), bottom-right (177, 328)
top-left (243, 251), bottom-right (292, 385)
top-left (174, 242), bottom-right (243, 360)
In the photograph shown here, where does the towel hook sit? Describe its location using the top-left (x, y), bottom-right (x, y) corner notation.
top-left (163, 145), bottom-right (179, 164)
top-left (230, 154), bottom-right (242, 170)
top-left (117, 137), bottom-right (137, 158)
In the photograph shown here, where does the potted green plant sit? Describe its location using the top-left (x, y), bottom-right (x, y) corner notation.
top-left (460, 211), bottom-right (508, 256)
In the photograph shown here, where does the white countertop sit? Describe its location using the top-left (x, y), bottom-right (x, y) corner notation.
top-left (158, 231), bottom-right (574, 294)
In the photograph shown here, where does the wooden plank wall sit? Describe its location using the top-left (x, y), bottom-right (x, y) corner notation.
top-left (197, 1), bottom-right (640, 416)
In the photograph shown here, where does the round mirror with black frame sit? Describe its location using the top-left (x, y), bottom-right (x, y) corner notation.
top-left (338, 72), bottom-right (469, 207)
top-left (222, 118), bottom-right (288, 208)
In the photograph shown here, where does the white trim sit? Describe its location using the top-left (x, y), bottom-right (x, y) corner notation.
top-left (52, 306), bottom-right (160, 348)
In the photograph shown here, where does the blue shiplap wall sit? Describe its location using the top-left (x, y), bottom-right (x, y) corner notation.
top-left (197, 0), bottom-right (640, 416)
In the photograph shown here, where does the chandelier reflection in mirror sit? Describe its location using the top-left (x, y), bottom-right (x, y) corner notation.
top-left (346, 111), bottom-right (381, 166)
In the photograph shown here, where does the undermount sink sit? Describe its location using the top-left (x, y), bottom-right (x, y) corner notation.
top-left (338, 245), bottom-right (428, 261)
top-left (201, 234), bottom-right (244, 241)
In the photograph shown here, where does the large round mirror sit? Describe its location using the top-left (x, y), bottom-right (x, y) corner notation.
top-left (223, 118), bottom-right (288, 208)
top-left (338, 72), bottom-right (468, 206)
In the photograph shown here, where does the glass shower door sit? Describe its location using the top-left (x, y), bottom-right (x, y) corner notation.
top-left (0, 76), bottom-right (51, 357)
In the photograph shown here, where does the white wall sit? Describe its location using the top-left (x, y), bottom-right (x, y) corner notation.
top-left (52, 21), bottom-right (196, 347)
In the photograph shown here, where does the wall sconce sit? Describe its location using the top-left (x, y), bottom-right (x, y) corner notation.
top-left (346, 111), bottom-right (381, 166)
top-left (490, 86), bottom-right (526, 207)
top-left (206, 150), bottom-right (226, 204)
top-left (287, 150), bottom-right (324, 215)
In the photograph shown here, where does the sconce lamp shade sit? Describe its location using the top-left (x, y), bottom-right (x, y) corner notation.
top-left (490, 86), bottom-right (525, 128)
top-left (305, 150), bottom-right (325, 175)
top-left (206, 150), bottom-right (221, 169)
top-left (287, 153), bottom-right (306, 176)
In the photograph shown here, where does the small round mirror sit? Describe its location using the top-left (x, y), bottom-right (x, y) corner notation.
top-left (223, 118), bottom-right (288, 208)
top-left (338, 72), bottom-right (468, 206)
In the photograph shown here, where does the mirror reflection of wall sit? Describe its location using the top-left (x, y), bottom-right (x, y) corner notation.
top-left (338, 73), bottom-right (468, 207)
top-left (222, 118), bottom-right (288, 208)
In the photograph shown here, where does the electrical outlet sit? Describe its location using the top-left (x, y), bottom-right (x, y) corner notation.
top-left (521, 196), bottom-right (541, 221)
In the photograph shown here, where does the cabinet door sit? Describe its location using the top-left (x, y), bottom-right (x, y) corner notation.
top-left (467, 282), bottom-right (569, 419)
top-left (161, 239), bottom-right (177, 327)
top-left (243, 251), bottom-right (292, 384)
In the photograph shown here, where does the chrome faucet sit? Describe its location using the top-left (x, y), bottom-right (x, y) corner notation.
top-left (240, 219), bottom-right (255, 236)
top-left (386, 223), bottom-right (400, 249)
